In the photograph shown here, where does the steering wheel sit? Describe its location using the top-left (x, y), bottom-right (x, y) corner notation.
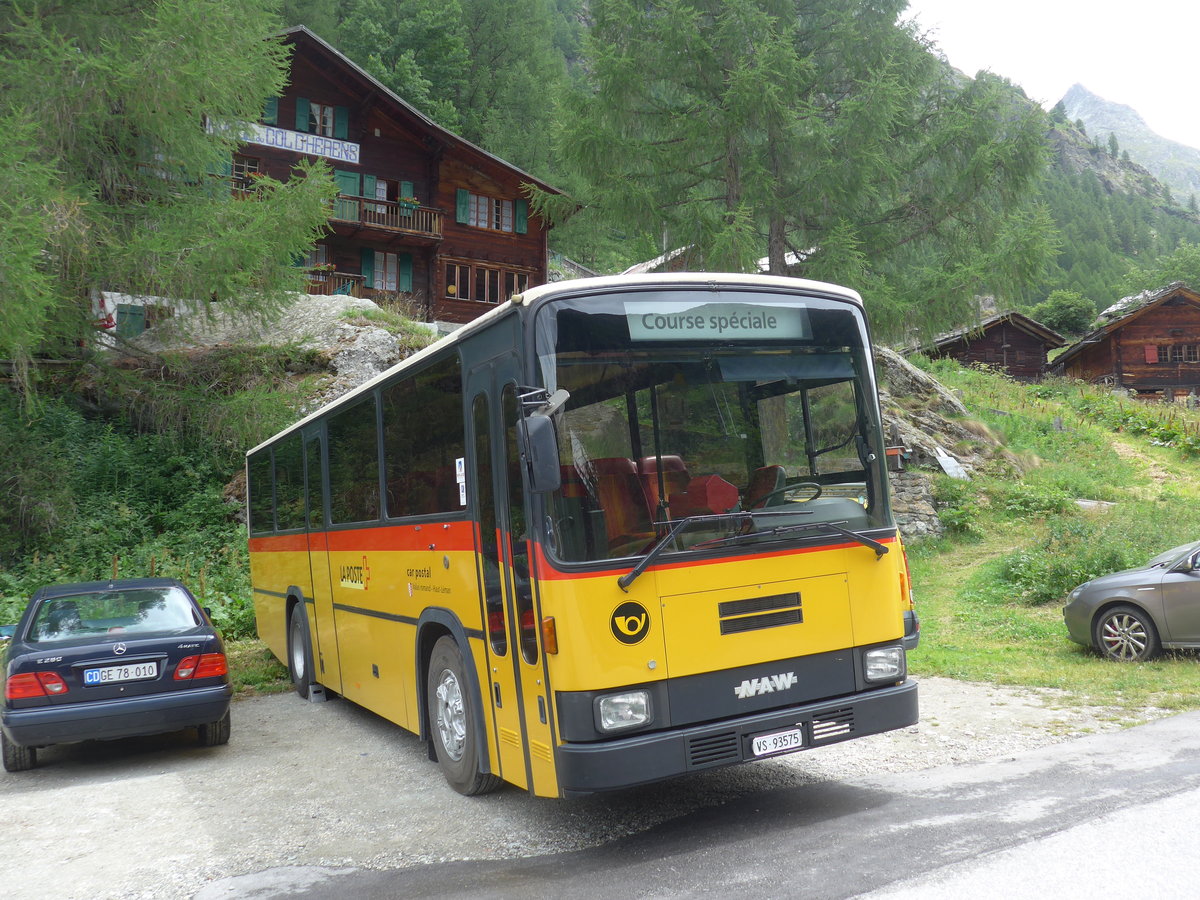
top-left (751, 481), bottom-right (822, 508)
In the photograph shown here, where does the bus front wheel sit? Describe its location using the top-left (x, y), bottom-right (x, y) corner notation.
top-left (288, 604), bottom-right (314, 699)
top-left (427, 636), bottom-right (501, 796)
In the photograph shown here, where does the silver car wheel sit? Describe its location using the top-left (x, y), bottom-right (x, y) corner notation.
top-left (1099, 610), bottom-right (1152, 660)
top-left (433, 667), bottom-right (467, 762)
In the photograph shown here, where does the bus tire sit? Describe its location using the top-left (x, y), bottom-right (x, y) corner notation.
top-left (288, 604), bottom-right (314, 700)
top-left (427, 636), bottom-right (502, 796)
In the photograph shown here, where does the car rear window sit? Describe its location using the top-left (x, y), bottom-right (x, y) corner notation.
top-left (28, 587), bottom-right (201, 643)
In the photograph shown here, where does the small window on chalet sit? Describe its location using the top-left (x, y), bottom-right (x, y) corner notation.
top-left (232, 155), bottom-right (260, 190)
top-left (469, 194), bottom-right (513, 232)
top-left (1156, 345), bottom-right (1169, 364)
top-left (1189, 346), bottom-right (1200, 363)
top-left (309, 102), bottom-right (336, 137)
top-left (1173, 345), bottom-right (1185, 363)
top-left (457, 190), bottom-right (528, 234)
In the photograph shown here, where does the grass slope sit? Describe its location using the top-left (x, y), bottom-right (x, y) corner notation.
top-left (908, 359), bottom-right (1200, 712)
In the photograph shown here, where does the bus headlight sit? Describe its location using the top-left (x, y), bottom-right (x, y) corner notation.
top-left (864, 646), bottom-right (906, 684)
top-left (596, 690), bottom-right (651, 732)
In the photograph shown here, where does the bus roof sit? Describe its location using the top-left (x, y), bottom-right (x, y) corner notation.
top-left (515, 271), bottom-right (864, 308)
top-left (246, 273), bottom-right (865, 457)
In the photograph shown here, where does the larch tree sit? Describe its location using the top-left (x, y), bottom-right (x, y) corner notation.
top-left (0, 0), bottom-right (336, 372)
top-left (541, 0), bottom-right (1055, 340)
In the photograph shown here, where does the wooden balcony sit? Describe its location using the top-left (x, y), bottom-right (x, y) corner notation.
top-left (331, 196), bottom-right (443, 239)
top-left (306, 270), bottom-right (366, 297)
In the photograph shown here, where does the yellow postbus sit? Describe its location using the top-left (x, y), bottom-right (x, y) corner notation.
top-left (246, 273), bottom-right (918, 797)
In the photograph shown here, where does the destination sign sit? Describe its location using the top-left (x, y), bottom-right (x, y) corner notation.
top-left (624, 302), bottom-right (809, 342)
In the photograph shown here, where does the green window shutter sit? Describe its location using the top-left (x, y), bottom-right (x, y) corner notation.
top-left (399, 253), bottom-right (413, 293)
top-left (334, 169), bottom-right (360, 196)
top-left (115, 304), bottom-right (146, 338)
top-left (515, 198), bottom-right (528, 235)
top-left (401, 180), bottom-right (414, 200)
top-left (263, 97), bottom-right (278, 125)
top-left (360, 247), bottom-right (375, 288)
top-left (295, 97), bottom-right (310, 132)
top-left (334, 106), bottom-right (349, 140)
top-left (362, 174), bottom-right (377, 200)
top-left (456, 189), bottom-right (470, 224)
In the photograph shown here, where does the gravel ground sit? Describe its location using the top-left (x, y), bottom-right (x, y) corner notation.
top-left (2, 677), bottom-right (1163, 900)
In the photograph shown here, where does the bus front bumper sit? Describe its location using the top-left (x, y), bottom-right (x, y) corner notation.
top-left (556, 679), bottom-right (918, 797)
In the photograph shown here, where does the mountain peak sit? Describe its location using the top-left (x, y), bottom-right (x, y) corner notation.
top-left (1060, 85), bottom-right (1200, 199)
top-left (1060, 85), bottom-right (1149, 131)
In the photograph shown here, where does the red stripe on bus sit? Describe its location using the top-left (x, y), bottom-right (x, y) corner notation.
top-left (248, 533), bottom-right (310, 553)
top-left (531, 536), bottom-right (896, 581)
top-left (249, 520), bottom-right (477, 554)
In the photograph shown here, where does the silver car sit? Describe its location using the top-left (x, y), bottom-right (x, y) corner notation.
top-left (1063, 541), bottom-right (1200, 661)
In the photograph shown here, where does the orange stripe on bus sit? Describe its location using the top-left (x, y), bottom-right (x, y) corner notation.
top-left (248, 520), bottom-right (477, 554)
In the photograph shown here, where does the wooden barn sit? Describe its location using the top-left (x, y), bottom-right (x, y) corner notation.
top-left (917, 312), bottom-right (1065, 381)
top-left (234, 26), bottom-right (562, 325)
top-left (1049, 282), bottom-right (1200, 400)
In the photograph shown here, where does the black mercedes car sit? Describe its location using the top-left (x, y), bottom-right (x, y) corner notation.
top-left (1, 578), bottom-right (232, 771)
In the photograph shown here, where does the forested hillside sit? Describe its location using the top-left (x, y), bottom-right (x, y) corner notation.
top-left (9, 0), bottom-right (1200, 613)
top-left (1035, 110), bottom-right (1200, 313)
top-left (275, 0), bottom-right (1200, 337)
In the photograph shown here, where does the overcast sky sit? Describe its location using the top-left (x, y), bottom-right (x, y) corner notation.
top-left (902, 0), bottom-right (1200, 149)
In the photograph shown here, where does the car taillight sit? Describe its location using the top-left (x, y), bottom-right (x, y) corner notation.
top-left (39, 672), bottom-right (68, 694)
top-left (175, 653), bottom-right (226, 680)
top-left (5, 671), bottom-right (69, 699)
top-left (194, 653), bottom-right (227, 678)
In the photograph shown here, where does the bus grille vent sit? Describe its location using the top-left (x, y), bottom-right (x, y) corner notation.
top-left (811, 708), bottom-right (854, 742)
top-left (687, 730), bottom-right (740, 768)
top-left (718, 592), bottom-right (802, 635)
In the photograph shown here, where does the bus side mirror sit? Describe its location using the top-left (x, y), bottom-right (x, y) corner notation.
top-left (519, 414), bottom-right (561, 493)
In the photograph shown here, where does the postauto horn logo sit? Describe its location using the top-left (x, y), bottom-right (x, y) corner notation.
top-left (611, 601), bottom-right (650, 644)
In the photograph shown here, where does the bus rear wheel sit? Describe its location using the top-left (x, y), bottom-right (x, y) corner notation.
top-left (288, 604), bottom-right (314, 699)
top-left (427, 636), bottom-right (501, 796)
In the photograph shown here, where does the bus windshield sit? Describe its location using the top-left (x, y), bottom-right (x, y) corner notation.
top-left (534, 289), bottom-right (892, 564)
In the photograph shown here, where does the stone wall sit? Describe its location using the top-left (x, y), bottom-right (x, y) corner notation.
top-left (889, 470), bottom-right (944, 541)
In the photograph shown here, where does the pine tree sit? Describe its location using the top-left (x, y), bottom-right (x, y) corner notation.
top-left (541, 0), bottom-right (1052, 338)
top-left (0, 1), bottom-right (336, 371)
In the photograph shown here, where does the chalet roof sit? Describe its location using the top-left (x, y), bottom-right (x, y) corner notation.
top-left (908, 311), bottom-right (1065, 356)
top-left (1051, 282), bottom-right (1200, 370)
top-left (619, 246), bottom-right (690, 275)
top-left (280, 26), bottom-right (562, 197)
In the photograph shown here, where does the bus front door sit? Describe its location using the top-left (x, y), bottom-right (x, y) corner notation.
top-left (468, 358), bottom-right (556, 795)
top-left (304, 429), bottom-right (341, 692)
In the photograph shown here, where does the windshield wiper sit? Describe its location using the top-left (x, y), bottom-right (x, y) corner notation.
top-left (698, 520), bottom-right (889, 558)
top-left (617, 512), bottom-right (752, 592)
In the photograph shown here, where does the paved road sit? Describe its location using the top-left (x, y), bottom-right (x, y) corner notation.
top-left (200, 709), bottom-right (1200, 899)
top-left (5, 685), bottom-right (1191, 900)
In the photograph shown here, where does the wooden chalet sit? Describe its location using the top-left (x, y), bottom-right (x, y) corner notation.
top-left (1049, 282), bottom-right (1200, 399)
top-left (238, 26), bottom-right (562, 325)
top-left (918, 312), bottom-right (1065, 381)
